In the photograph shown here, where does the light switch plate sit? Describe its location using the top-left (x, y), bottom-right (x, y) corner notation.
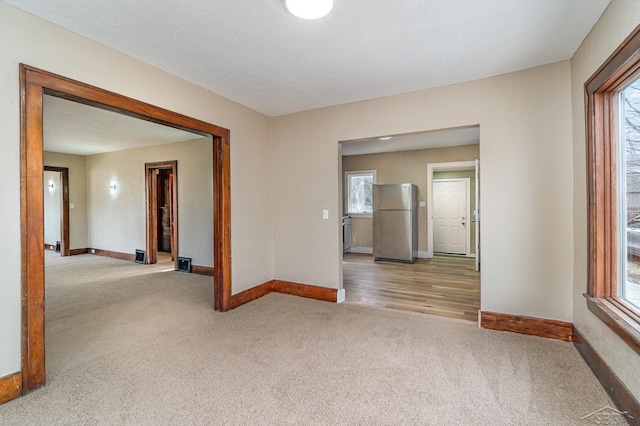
top-left (322, 209), bottom-right (329, 220)
top-left (419, 201), bottom-right (426, 207)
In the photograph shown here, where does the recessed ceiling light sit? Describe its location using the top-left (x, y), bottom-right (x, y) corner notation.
top-left (286, 0), bottom-right (334, 20)
top-left (379, 136), bottom-right (392, 140)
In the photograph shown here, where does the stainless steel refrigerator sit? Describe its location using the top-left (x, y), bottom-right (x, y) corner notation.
top-left (373, 183), bottom-right (418, 263)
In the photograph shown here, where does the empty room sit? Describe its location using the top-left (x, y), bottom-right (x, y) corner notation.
top-left (1, 0), bottom-right (640, 424)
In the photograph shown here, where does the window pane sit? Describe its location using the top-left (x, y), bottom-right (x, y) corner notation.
top-left (622, 79), bottom-right (640, 311)
top-left (348, 174), bottom-right (373, 213)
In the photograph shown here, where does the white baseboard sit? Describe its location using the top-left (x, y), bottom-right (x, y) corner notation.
top-left (348, 247), bottom-right (373, 254)
top-left (433, 251), bottom-right (477, 258)
top-left (337, 289), bottom-right (346, 303)
top-left (349, 248), bottom-right (431, 258)
top-left (349, 248), bottom-right (477, 259)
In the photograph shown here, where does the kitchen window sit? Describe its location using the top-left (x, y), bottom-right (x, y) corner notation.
top-left (345, 170), bottom-right (376, 216)
top-left (585, 24), bottom-right (640, 355)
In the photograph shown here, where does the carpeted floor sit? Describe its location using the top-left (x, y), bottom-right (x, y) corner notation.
top-left (0, 252), bottom-right (616, 425)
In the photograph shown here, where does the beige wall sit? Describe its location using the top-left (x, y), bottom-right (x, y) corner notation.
top-left (571, 0), bottom-right (640, 399)
top-left (342, 144), bottom-right (479, 255)
top-left (5, 0), bottom-right (639, 403)
top-left (0, 2), bottom-right (272, 377)
top-left (44, 151), bottom-right (89, 249)
top-left (86, 138), bottom-right (214, 267)
top-left (272, 60), bottom-right (574, 323)
top-left (44, 171), bottom-right (62, 246)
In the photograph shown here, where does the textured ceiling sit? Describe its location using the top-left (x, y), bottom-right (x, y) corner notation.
top-left (43, 95), bottom-right (202, 156)
top-left (5, 0), bottom-right (610, 117)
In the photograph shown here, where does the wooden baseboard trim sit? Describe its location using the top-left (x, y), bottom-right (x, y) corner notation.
top-left (573, 326), bottom-right (640, 425)
top-left (230, 279), bottom-right (339, 309)
top-left (229, 281), bottom-right (271, 309)
top-left (230, 281), bottom-right (273, 309)
top-left (0, 372), bottom-right (22, 405)
top-left (44, 244), bottom-right (56, 251)
top-left (91, 248), bottom-right (135, 262)
top-left (481, 311), bottom-right (572, 342)
top-left (69, 248), bottom-right (89, 256)
top-left (271, 280), bottom-right (338, 302)
top-left (191, 265), bottom-right (214, 276)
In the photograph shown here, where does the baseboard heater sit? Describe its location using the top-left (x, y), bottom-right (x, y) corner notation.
top-left (177, 257), bottom-right (192, 273)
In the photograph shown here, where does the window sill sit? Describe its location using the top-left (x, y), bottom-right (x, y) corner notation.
top-left (585, 294), bottom-right (640, 356)
top-left (347, 213), bottom-right (372, 218)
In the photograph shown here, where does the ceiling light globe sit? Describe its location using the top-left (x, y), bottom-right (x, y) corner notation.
top-left (286, 0), bottom-right (333, 20)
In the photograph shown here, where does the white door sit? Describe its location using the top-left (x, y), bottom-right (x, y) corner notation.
top-left (433, 179), bottom-right (468, 254)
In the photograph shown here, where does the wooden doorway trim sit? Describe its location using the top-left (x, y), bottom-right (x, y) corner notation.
top-left (145, 161), bottom-right (178, 268)
top-left (43, 166), bottom-right (69, 256)
top-left (20, 64), bottom-right (232, 394)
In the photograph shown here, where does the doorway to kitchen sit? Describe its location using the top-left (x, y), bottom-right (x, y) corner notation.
top-left (145, 161), bottom-right (178, 267)
top-left (339, 127), bottom-right (480, 322)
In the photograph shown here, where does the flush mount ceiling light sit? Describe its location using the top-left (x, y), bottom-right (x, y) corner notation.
top-left (379, 136), bottom-right (392, 140)
top-left (286, 0), bottom-right (333, 19)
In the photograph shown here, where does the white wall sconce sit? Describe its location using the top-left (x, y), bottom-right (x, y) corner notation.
top-left (48, 181), bottom-right (54, 191)
top-left (286, 0), bottom-right (333, 19)
top-left (110, 181), bottom-right (117, 193)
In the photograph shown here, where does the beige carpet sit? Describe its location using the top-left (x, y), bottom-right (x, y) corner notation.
top-left (0, 252), bottom-right (616, 425)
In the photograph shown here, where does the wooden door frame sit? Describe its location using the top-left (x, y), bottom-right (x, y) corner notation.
top-left (20, 64), bottom-right (232, 394)
top-left (145, 161), bottom-right (178, 267)
top-left (43, 166), bottom-right (69, 256)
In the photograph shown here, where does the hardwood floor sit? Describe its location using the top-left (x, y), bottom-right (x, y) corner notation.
top-left (343, 253), bottom-right (480, 322)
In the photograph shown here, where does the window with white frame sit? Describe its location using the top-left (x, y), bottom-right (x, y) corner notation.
top-left (345, 170), bottom-right (376, 215)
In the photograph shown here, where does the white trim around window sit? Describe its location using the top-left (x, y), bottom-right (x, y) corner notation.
top-left (345, 170), bottom-right (376, 217)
